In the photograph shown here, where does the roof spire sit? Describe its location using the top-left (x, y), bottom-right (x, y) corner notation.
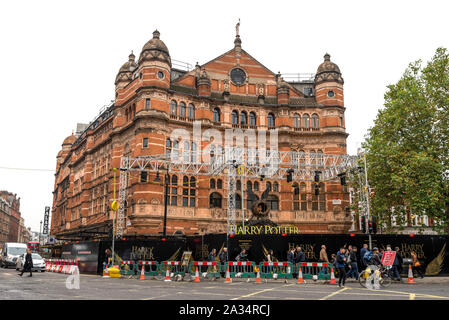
top-left (234, 18), bottom-right (242, 51)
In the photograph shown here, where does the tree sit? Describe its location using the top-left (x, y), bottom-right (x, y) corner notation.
top-left (363, 47), bottom-right (449, 233)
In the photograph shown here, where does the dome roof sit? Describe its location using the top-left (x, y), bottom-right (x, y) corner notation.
top-left (315, 53), bottom-right (343, 84)
top-left (62, 134), bottom-right (76, 146)
top-left (139, 30), bottom-right (171, 66)
top-left (115, 52), bottom-right (137, 85)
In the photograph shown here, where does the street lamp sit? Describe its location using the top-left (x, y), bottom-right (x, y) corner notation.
top-left (39, 221), bottom-right (42, 246)
top-left (154, 167), bottom-right (169, 238)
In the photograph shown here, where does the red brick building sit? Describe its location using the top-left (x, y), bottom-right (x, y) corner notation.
top-left (0, 191), bottom-right (21, 242)
top-left (51, 30), bottom-right (350, 240)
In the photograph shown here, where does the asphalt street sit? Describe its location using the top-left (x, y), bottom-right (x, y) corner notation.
top-left (1, 267), bottom-right (449, 300)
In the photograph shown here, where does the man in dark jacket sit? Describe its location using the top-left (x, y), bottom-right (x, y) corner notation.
top-left (347, 246), bottom-right (359, 280)
top-left (387, 245), bottom-right (401, 281)
top-left (336, 248), bottom-right (347, 287)
top-left (207, 248), bottom-right (217, 262)
top-left (395, 247), bottom-right (403, 274)
top-left (19, 249), bottom-right (33, 277)
top-left (219, 247), bottom-right (228, 264)
top-left (295, 247), bottom-right (306, 264)
top-left (360, 244), bottom-right (369, 268)
top-left (287, 248), bottom-right (296, 265)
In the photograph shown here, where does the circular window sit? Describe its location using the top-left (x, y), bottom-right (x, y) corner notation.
top-left (230, 68), bottom-right (246, 86)
top-left (157, 71), bottom-right (164, 79)
top-left (328, 90), bottom-right (335, 97)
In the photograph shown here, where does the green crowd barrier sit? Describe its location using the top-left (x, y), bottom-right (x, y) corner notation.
top-left (189, 261), bottom-right (222, 279)
top-left (119, 261), bottom-right (138, 275)
top-left (259, 261), bottom-right (293, 279)
top-left (138, 261), bottom-right (160, 277)
top-left (225, 261), bottom-right (256, 278)
top-left (296, 262), bottom-right (333, 280)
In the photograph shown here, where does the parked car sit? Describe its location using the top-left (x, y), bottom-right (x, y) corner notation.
top-left (15, 253), bottom-right (46, 272)
top-left (1, 243), bottom-right (28, 268)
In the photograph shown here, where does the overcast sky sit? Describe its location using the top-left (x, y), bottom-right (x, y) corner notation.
top-left (0, 0), bottom-right (447, 232)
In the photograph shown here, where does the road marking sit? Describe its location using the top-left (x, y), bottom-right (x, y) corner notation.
top-left (142, 294), bottom-right (171, 300)
top-left (378, 288), bottom-right (449, 300)
top-left (319, 287), bottom-right (349, 300)
top-left (231, 287), bottom-right (277, 300)
top-left (410, 293), bottom-right (416, 300)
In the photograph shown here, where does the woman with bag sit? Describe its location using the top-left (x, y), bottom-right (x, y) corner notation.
top-left (411, 251), bottom-right (424, 279)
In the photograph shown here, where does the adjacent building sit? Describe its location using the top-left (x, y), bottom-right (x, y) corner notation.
top-left (0, 191), bottom-right (22, 242)
top-left (51, 30), bottom-right (351, 240)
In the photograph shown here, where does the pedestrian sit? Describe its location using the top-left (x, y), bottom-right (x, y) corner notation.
top-left (207, 248), bottom-right (217, 262)
top-left (395, 247), bottom-right (403, 274)
top-left (411, 251), bottom-right (424, 279)
top-left (295, 247), bottom-right (306, 264)
top-left (336, 247), bottom-right (347, 287)
top-left (18, 248), bottom-right (33, 277)
top-left (287, 248), bottom-right (296, 264)
top-left (347, 246), bottom-right (359, 280)
top-left (236, 248), bottom-right (248, 262)
top-left (266, 249), bottom-right (276, 262)
top-left (360, 244), bottom-right (369, 268)
top-left (104, 249), bottom-right (112, 268)
top-left (386, 245), bottom-right (401, 281)
top-left (219, 247), bottom-right (228, 277)
top-left (319, 245), bottom-right (329, 275)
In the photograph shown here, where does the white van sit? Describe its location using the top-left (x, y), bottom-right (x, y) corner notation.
top-left (0, 243), bottom-right (28, 268)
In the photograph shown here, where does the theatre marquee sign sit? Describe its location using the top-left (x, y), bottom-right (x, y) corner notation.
top-left (229, 225), bottom-right (299, 235)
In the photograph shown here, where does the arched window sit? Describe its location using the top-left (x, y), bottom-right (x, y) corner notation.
top-left (182, 176), bottom-right (196, 207)
top-left (240, 111), bottom-right (248, 125)
top-left (235, 193), bottom-right (242, 209)
top-left (189, 177), bottom-right (196, 207)
top-left (267, 113), bottom-right (275, 127)
top-left (303, 114), bottom-right (310, 128)
top-left (247, 194), bottom-right (259, 210)
top-left (179, 102), bottom-right (186, 118)
top-left (170, 175), bottom-right (178, 206)
top-left (312, 182), bottom-right (326, 211)
top-left (210, 192), bottom-right (222, 208)
top-left (293, 182), bottom-right (300, 210)
top-left (213, 108), bottom-right (221, 122)
top-left (294, 113), bottom-right (301, 128)
top-left (254, 181), bottom-right (259, 191)
top-left (232, 110), bottom-right (239, 124)
top-left (267, 195), bottom-right (279, 211)
top-left (312, 114), bottom-right (319, 129)
top-left (188, 103), bottom-right (195, 119)
top-left (300, 182), bottom-right (307, 210)
top-left (249, 112), bottom-right (256, 126)
top-left (236, 180), bottom-right (241, 190)
top-left (191, 142), bottom-right (197, 163)
top-left (266, 181), bottom-right (272, 192)
top-left (273, 182), bottom-right (279, 192)
top-left (172, 140), bottom-right (179, 161)
top-left (217, 179), bottom-right (223, 189)
top-left (165, 138), bottom-right (172, 156)
top-left (210, 179), bottom-right (216, 189)
top-left (246, 181), bottom-right (252, 191)
top-left (170, 100), bottom-right (177, 116)
top-left (183, 141), bottom-right (190, 162)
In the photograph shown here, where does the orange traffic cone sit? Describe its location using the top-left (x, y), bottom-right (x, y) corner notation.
top-left (140, 265), bottom-right (145, 280)
top-left (297, 267), bottom-right (304, 284)
top-left (408, 264), bottom-right (415, 284)
top-left (194, 267), bottom-right (200, 282)
top-left (164, 267), bottom-right (171, 282)
top-left (255, 271), bottom-right (262, 283)
top-left (330, 267), bottom-right (336, 284)
top-left (103, 265), bottom-right (109, 278)
top-left (225, 267), bottom-right (232, 283)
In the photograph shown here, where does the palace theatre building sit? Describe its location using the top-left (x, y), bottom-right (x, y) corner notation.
top-left (51, 30), bottom-right (350, 240)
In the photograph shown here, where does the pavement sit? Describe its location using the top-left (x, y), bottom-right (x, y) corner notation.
top-left (1, 267), bottom-right (449, 300)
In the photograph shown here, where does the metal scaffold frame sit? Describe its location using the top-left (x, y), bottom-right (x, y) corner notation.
top-left (115, 148), bottom-right (359, 238)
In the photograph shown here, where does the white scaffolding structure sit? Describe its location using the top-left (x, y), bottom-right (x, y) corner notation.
top-left (115, 148), bottom-right (359, 238)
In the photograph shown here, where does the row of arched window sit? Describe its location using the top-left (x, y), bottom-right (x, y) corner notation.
top-left (209, 192), bottom-right (279, 211)
top-left (293, 113), bottom-right (319, 129)
top-left (170, 100), bottom-right (195, 119)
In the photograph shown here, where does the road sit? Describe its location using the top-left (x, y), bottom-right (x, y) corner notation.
top-left (1, 267), bottom-right (449, 300)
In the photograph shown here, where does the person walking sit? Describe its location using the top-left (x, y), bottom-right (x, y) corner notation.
top-left (336, 247), bottom-right (347, 287)
top-left (387, 245), bottom-right (401, 281)
top-left (219, 247), bottom-right (228, 278)
top-left (319, 245), bottom-right (329, 275)
top-left (18, 248), bottom-right (33, 277)
top-left (411, 251), bottom-right (424, 279)
top-left (236, 248), bottom-right (248, 262)
top-left (360, 244), bottom-right (369, 268)
top-left (295, 247), bottom-right (306, 264)
top-left (288, 248), bottom-right (296, 265)
top-left (207, 248), bottom-right (217, 262)
top-left (347, 246), bottom-right (359, 280)
top-left (395, 247), bottom-right (403, 274)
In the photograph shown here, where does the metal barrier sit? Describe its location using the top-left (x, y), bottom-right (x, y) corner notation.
top-left (225, 261), bottom-right (256, 278)
top-left (160, 261), bottom-right (189, 278)
top-left (120, 261), bottom-right (137, 275)
top-left (138, 261), bottom-right (159, 277)
top-left (259, 262), bottom-right (293, 279)
top-left (296, 262), bottom-right (333, 280)
top-left (189, 261), bottom-right (221, 279)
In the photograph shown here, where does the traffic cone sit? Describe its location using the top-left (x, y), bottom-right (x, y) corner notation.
top-left (297, 267), bottom-right (304, 284)
top-left (256, 271), bottom-right (261, 284)
top-left (164, 267), bottom-right (171, 282)
top-left (194, 267), bottom-right (200, 282)
top-left (139, 265), bottom-right (145, 280)
top-left (225, 267), bottom-right (232, 283)
top-left (103, 265), bottom-right (110, 278)
top-left (408, 264), bottom-right (415, 284)
top-left (330, 267), bottom-right (336, 284)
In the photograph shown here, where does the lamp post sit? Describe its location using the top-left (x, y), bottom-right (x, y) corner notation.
top-left (155, 168), bottom-right (169, 238)
top-left (39, 221), bottom-right (42, 246)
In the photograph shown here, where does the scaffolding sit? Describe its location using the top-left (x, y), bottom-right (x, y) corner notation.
top-left (115, 148), bottom-right (359, 238)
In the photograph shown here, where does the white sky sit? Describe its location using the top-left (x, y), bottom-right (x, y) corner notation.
top-left (0, 0), bottom-right (447, 232)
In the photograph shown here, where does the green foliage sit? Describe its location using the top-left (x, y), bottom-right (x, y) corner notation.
top-left (363, 47), bottom-right (449, 233)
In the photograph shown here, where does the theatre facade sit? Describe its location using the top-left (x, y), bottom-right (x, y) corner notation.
top-left (51, 29), bottom-right (350, 240)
